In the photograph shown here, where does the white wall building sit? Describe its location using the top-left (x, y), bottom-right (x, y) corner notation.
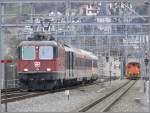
top-left (103, 56), bottom-right (121, 78)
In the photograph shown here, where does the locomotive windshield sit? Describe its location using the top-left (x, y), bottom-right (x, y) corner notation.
top-left (22, 46), bottom-right (35, 60)
top-left (39, 46), bottom-right (54, 59)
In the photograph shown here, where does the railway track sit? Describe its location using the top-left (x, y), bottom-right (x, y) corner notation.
top-left (73, 80), bottom-right (136, 112)
top-left (1, 91), bottom-right (50, 104)
top-left (1, 88), bottom-right (22, 93)
top-left (1, 79), bottom-right (109, 104)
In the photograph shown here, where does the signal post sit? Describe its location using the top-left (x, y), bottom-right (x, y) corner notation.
top-left (0, 3), bottom-right (5, 112)
top-left (0, 60), bottom-right (13, 112)
top-left (144, 51), bottom-right (149, 93)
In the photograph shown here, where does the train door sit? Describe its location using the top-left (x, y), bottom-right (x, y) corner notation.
top-left (66, 51), bottom-right (74, 78)
top-left (69, 52), bottom-right (74, 77)
top-left (65, 52), bottom-right (69, 78)
top-left (71, 52), bottom-right (74, 77)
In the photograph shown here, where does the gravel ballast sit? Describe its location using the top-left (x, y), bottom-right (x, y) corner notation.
top-left (108, 80), bottom-right (149, 112)
top-left (1, 79), bottom-right (130, 112)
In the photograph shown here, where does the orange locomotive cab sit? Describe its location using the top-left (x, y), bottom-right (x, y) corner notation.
top-left (126, 62), bottom-right (141, 80)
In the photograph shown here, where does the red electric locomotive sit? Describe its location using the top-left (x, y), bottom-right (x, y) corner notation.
top-left (17, 32), bottom-right (98, 90)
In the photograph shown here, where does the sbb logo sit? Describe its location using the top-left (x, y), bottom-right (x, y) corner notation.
top-left (34, 61), bottom-right (41, 70)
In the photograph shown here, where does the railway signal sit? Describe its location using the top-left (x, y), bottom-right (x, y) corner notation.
top-left (0, 60), bottom-right (13, 63)
top-left (144, 51), bottom-right (149, 93)
top-left (106, 56), bottom-right (109, 62)
top-left (144, 51), bottom-right (149, 66)
top-left (144, 59), bottom-right (149, 66)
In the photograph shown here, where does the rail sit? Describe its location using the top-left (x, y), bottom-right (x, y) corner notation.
top-left (72, 80), bottom-right (136, 112)
top-left (1, 79), bottom-right (111, 104)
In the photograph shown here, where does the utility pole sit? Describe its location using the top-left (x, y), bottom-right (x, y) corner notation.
top-left (30, 3), bottom-right (33, 20)
top-left (0, 3), bottom-right (5, 112)
top-left (108, 36), bottom-right (111, 84)
top-left (146, 1), bottom-right (150, 106)
top-left (144, 51), bottom-right (149, 93)
top-left (148, 2), bottom-right (150, 81)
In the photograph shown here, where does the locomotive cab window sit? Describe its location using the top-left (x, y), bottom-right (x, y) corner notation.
top-left (39, 46), bottom-right (54, 59)
top-left (22, 46), bottom-right (35, 60)
top-left (128, 66), bottom-right (131, 69)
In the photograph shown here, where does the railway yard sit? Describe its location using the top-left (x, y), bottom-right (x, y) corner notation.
top-left (0, 79), bottom-right (149, 112)
top-left (0, 0), bottom-right (150, 112)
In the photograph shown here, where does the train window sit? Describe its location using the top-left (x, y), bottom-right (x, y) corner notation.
top-left (77, 58), bottom-right (80, 67)
top-left (66, 52), bottom-right (70, 69)
top-left (86, 59), bottom-right (89, 67)
top-left (80, 58), bottom-right (83, 67)
top-left (132, 63), bottom-right (135, 66)
top-left (89, 60), bottom-right (92, 67)
top-left (53, 47), bottom-right (58, 58)
top-left (69, 52), bottom-right (72, 69)
top-left (22, 46), bottom-right (35, 60)
top-left (87, 59), bottom-right (89, 67)
top-left (78, 58), bottom-right (80, 67)
top-left (128, 66), bottom-right (131, 69)
top-left (93, 60), bottom-right (98, 67)
top-left (83, 59), bottom-right (85, 67)
top-left (39, 46), bottom-right (53, 59)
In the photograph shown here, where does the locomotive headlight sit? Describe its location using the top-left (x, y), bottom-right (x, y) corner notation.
top-left (47, 68), bottom-right (51, 71)
top-left (24, 68), bottom-right (28, 72)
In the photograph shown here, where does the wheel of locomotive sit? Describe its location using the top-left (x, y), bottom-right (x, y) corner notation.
top-left (63, 80), bottom-right (68, 87)
top-left (76, 80), bottom-right (81, 85)
top-left (75, 79), bottom-right (81, 85)
top-left (28, 89), bottom-right (33, 92)
top-left (19, 82), bottom-right (28, 91)
top-left (27, 82), bottom-right (33, 91)
top-left (41, 80), bottom-right (46, 90)
top-left (53, 80), bottom-right (61, 89)
top-left (27, 82), bottom-right (33, 92)
top-left (46, 81), bottom-right (57, 90)
top-left (58, 80), bottom-right (64, 88)
top-left (81, 80), bottom-right (86, 85)
top-left (90, 78), bottom-right (94, 83)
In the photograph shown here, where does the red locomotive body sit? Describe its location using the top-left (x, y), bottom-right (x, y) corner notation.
top-left (18, 41), bottom-right (65, 74)
top-left (17, 34), bottom-right (98, 90)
